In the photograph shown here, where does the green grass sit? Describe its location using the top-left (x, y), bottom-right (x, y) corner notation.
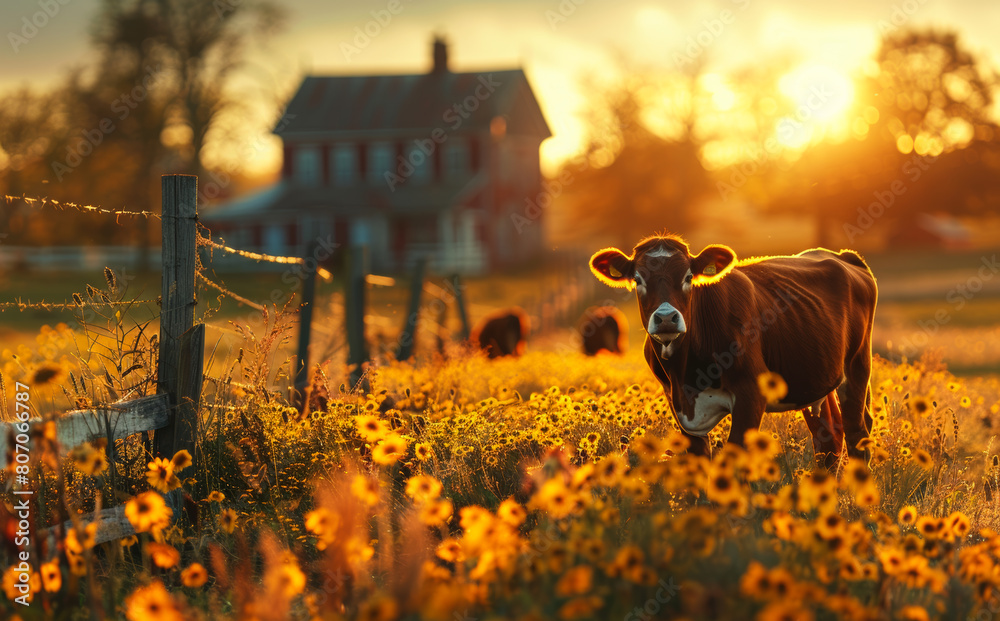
top-left (875, 297), bottom-right (1000, 328)
top-left (864, 249), bottom-right (1000, 277)
top-left (4, 249), bottom-right (1000, 381)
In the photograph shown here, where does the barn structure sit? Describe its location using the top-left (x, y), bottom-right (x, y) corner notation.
top-left (202, 37), bottom-right (551, 274)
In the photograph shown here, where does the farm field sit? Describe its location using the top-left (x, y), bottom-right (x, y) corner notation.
top-left (3, 248), bottom-right (1000, 620)
top-left (6, 0), bottom-right (1000, 617)
top-left (3, 344), bottom-right (1000, 619)
top-left (5, 246), bottom-right (1000, 390)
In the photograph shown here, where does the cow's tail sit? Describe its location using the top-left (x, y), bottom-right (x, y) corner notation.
top-left (838, 249), bottom-right (872, 275)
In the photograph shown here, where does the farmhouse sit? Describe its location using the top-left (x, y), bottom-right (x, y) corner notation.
top-left (201, 38), bottom-right (551, 274)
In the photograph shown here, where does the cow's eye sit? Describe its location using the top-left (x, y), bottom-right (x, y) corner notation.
top-left (683, 274), bottom-right (693, 285)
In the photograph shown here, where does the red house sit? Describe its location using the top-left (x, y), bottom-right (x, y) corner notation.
top-left (202, 38), bottom-right (551, 274)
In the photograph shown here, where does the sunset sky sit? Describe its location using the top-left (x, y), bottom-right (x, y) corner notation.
top-left (3, 0), bottom-right (999, 176)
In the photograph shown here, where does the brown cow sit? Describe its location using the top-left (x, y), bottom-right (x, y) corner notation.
top-left (578, 306), bottom-right (628, 355)
top-left (472, 308), bottom-right (529, 358)
top-left (590, 235), bottom-right (877, 466)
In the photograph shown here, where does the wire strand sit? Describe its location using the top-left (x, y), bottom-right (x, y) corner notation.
top-left (4, 195), bottom-right (161, 221)
top-left (196, 272), bottom-right (265, 312)
top-left (0, 298), bottom-right (158, 312)
top-left (198, 235), bottom-right (333, 281)
top-left (199, 236), bottom-right (303, 265)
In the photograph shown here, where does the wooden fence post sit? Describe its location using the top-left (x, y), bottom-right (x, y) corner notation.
top-left (396, 256), bottom-right (427, 361)
top-left (293, 241), bottom-right (318, 406)
top-left (174, 324), bottom-right (204, 458)
top-left (154, 175), bottom-right (201, 462)
top-left (451, 274), bottom-right (470, 341)
top-left (435, 297), bottom-right (448, 355)
top-left (346, 245), bottom-right (369, 389)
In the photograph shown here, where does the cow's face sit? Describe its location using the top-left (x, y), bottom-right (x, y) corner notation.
top-left (590, 237), bottom-right (736, 358)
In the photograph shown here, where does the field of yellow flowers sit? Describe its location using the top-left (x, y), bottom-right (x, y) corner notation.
top-left (4, 315), bottom-right (1000, 621)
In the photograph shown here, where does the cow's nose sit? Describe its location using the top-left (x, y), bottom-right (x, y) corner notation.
top-left (653, 310), bottom-right (680, 327)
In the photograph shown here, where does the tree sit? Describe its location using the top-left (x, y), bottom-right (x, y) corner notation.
top-left (86, 0), bottom-right (283, 266)
top-left (766, 27), bottom-right (1000, 247)
top-left (867, 29), bottom-right (996, 156)
top-left (0, 89), bottom-right (59, 235)
top-left (0, 0), bottom-right (284, 252)
top-left (152, 0), bottom-right (286, 178)
top-left (556, 66), bottom-right (714, 249)
top-left (90, 0), bottom-right (285, 177)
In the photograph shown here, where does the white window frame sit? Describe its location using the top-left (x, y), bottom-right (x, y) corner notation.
top-left (294, 145), bottom-right (321, 187)
top-left (368, 142), bottom-right (394, 184)
top-left (331, 144), bottom-right (357, 186)
top-left (407, 144), bottom-right (432, 184)
top-left (264, 224), bottom-right (285, 256)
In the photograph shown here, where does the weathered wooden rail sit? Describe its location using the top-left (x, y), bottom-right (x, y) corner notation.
top-left (2, 175), bottom-right (202, 546)
top-left (0, 394), bottom-right (169, 460)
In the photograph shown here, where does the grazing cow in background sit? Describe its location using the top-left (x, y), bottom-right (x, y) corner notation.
top-left (473, 308), bottom-right (529, 358)
top-left (590, 235), bottom-right (878, 466)
top-left (579, 306), bottom-right (628, 355)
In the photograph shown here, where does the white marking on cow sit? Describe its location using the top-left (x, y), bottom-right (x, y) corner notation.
top-left (678, 389), bottom-right (736, 436)
top-left (647, 302), bottom-right (686, 335)
top-left (646, 245), bottom-right (676, 258)
top-left (682, 268), bottom-right (693, 294)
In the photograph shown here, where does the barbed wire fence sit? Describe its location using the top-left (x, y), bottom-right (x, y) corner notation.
top-left (0, 175), bottom-right (484, 546)
top-left (4, 183), bottom-right (609, 407)
top-left (0, 193), bottom-right (331, 313)
top-left (2, 181), bottom-right (474, 402)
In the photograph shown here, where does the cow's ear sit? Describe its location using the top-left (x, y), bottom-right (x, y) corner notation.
top-left (691, 244), bottom-right (736, 285)
top-left (590, 248), bottom-right (634, 289)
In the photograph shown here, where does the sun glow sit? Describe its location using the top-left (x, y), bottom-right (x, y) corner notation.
top-left (775, 63), bottom-right (855, 148)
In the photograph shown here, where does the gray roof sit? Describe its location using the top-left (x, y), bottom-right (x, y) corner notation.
top-left (276, 69), bottom-right (551, 139)
top-left (200, 173), bottom-right (491, 222)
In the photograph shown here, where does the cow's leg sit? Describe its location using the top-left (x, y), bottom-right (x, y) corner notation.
top-left (826, 392), bottom-right (846, 456)
top-left (803, 394), bottom-right (845, 469)
top-left (727, 386), bottom-right (765, 449)
top-left (803, 398), bottom-right (832, 466)
top-left (840, 351), bottom-right (873, 461)
top-left (683, 430), bottom-right (711, 456)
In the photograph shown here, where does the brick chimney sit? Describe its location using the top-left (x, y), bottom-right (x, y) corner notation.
top-left (432, 36), bottom-right (448, 74)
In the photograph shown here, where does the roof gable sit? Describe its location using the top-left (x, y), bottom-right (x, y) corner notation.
top-left (276, 69), bottom-right (551, 138)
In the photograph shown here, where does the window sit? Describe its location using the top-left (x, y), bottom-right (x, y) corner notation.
top-left (351, 219), bottom-right (371, 246)
top-left (264, 224), bottom-right (285, 255)
top-left (368, 142), bottom-right (394, 184)
top-left (444, 140), bottom-right (469, 180)
top-left (331, 144), bottom-right (357, 186)
top-left (407, 144), bottom-right (432, 184)
top-left (294, 146), bottom-right (321, 186)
